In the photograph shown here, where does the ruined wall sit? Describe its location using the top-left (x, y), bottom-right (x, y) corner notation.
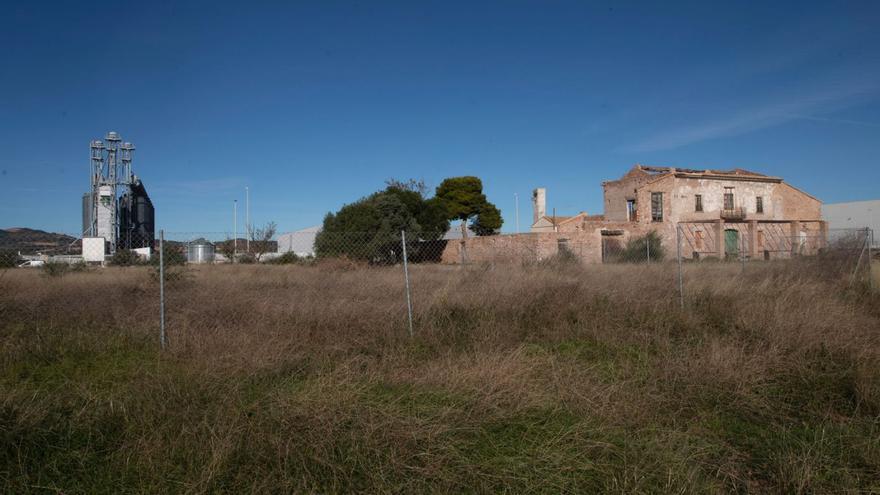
top-left (440, 233), bottom-right (548, 264)
top-left (439, 220), bottom-right (825, 265)
top-left (440, 222), bottom-right (650, 265)
top-left (603, 168), bottom-right (660, 221)
top-left (635, 174), bottom-right (674, 226)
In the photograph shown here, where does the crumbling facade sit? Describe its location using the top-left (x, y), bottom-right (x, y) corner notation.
top-left (595, 165), bottom-right (824, 259)
top-left (443, 164), bottom-right (824, 264)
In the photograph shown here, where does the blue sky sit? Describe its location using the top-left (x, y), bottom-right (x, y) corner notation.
top-left (1, 1), bottom-right (878, 234)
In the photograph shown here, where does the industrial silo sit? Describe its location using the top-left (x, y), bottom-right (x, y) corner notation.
top-left (187, 239), bottom-right (215, 264)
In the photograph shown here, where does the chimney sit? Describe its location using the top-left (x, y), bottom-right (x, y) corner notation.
top-left (532, 188), bottom-right (546, 224)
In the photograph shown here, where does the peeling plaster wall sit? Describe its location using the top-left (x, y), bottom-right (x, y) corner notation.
top-left (670, 177), bottom-right (781, 222)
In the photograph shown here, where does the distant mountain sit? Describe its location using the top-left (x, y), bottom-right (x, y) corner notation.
top-left (0, 228), bottom-right (79, 254)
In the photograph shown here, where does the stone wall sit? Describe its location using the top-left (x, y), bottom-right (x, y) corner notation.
top-left (440, 222), bottom-right (650, 265)
top-left (440, 219), bottom-right (826, 265)
top-left (602, 167), bottom-right (658, 222)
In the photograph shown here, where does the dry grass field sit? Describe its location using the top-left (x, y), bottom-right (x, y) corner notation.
top-left (1, 259), bottom-right (879, 493)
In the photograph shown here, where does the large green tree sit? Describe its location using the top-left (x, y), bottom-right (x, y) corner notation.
top-left (434, 176), bottom-right (503, 238)
top-left (314, 181), bottom-right (450, 262)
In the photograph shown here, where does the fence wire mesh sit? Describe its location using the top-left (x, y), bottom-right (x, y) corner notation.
top-left (675, 224), bottom-right (874, 308)
top-left (1, 226), bottom-right (875, 342)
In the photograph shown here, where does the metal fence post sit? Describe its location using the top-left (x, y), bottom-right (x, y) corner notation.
top-left (646, 234), bottom-right (650, 262)
top-left (676, 225), bottom-right (684, 309)
top-left (401, 230), bottom-right (414, 337)
top-left (868, 228), bottom-right (873, 291)
top-left (159, 229), bottom-right (166, 349)
top-left (852, 229), bottom-right (869, 287)
top-left (868, 229), bottom-right (874, 291)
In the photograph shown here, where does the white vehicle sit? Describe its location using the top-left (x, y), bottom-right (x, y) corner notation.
top-left (17, 259), bottom-right (45, 268)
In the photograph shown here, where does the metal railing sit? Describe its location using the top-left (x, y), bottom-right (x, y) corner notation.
top-left (720, 207), bottom-right (746, 220)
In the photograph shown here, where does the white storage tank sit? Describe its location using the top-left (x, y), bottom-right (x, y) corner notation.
top-left (187, 239), bottom-right (215, 264)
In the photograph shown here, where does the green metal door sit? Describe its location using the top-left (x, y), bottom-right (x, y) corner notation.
top-left (725, 229), bottom-right (739, 258)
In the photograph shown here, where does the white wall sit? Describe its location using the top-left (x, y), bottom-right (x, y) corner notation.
top-left (823, 200), bottom-right (879, 246)
top-left (276, 226), bottom-right (321, 256)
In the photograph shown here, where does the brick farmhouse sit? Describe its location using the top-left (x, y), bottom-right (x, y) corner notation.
top-left (442, 164), bottom-right (825, 263)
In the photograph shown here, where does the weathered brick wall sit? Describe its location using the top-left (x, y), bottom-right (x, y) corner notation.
top-left (440, 233), bottom-right (542, 264)
top-left (438, 220), bottom-right (826, 264)
top-left (636, 175), bottom-right (674, 226)
top-left (603, 168), bottom-right (658, 221)
top-left (778, 183), bottom-right (822, 220)
top-left (440, 222), bottom-right (651, 265)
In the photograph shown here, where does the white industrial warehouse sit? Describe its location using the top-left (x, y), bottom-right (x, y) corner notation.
top-left (823, 199), bottom-right (879, 247)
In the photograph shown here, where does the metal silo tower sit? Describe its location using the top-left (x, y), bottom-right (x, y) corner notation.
top-left (83, 131), bottom-right (139, 253)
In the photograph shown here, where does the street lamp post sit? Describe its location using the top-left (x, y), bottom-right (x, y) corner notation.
top-left (514, 192), bottom-right (520, 233)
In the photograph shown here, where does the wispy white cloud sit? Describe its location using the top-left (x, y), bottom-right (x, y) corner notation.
top-left (789, 114), bottom-right (880, 128)
top-left (621, 77), bottom-right (879, 153)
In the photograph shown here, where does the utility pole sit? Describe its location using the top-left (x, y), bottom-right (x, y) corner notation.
top-left (245, 186), bottom-right (250, 253)
top-left (514, 192), bottom-right (520, 233)
top-left (233, 199), bottom-right (238, 260)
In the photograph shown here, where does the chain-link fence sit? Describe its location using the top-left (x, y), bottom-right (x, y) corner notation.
top-left (0, 229), bottom-right (158, 268)
top-left (1, 226), bottom-right (874, 346)
top-left (674, 224), bottom-right (874, 308)
top-left (0, 228), bottom-right (680, 268)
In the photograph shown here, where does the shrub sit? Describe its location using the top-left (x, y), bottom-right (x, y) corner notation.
top-left (613, 231), bottom-right (666, 263)
top-left (69, 261), bottom-right (90, 272)
top-left (109, 249), bottom-right (142, 267)
top-left (269, 252), bottom-right (301, 265)
top-left (150, 264), bottom-right (189, 284)
top-left (238, 253), bottom-right (256, 264)
top-left (316, 255), bottom-right (368, 272)
top-left (538, 245), bottom-right (580, 268)
top-left (41, 261), bottom-right (69, 277)
top-left (151, 244), bottom-right (186, 266)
